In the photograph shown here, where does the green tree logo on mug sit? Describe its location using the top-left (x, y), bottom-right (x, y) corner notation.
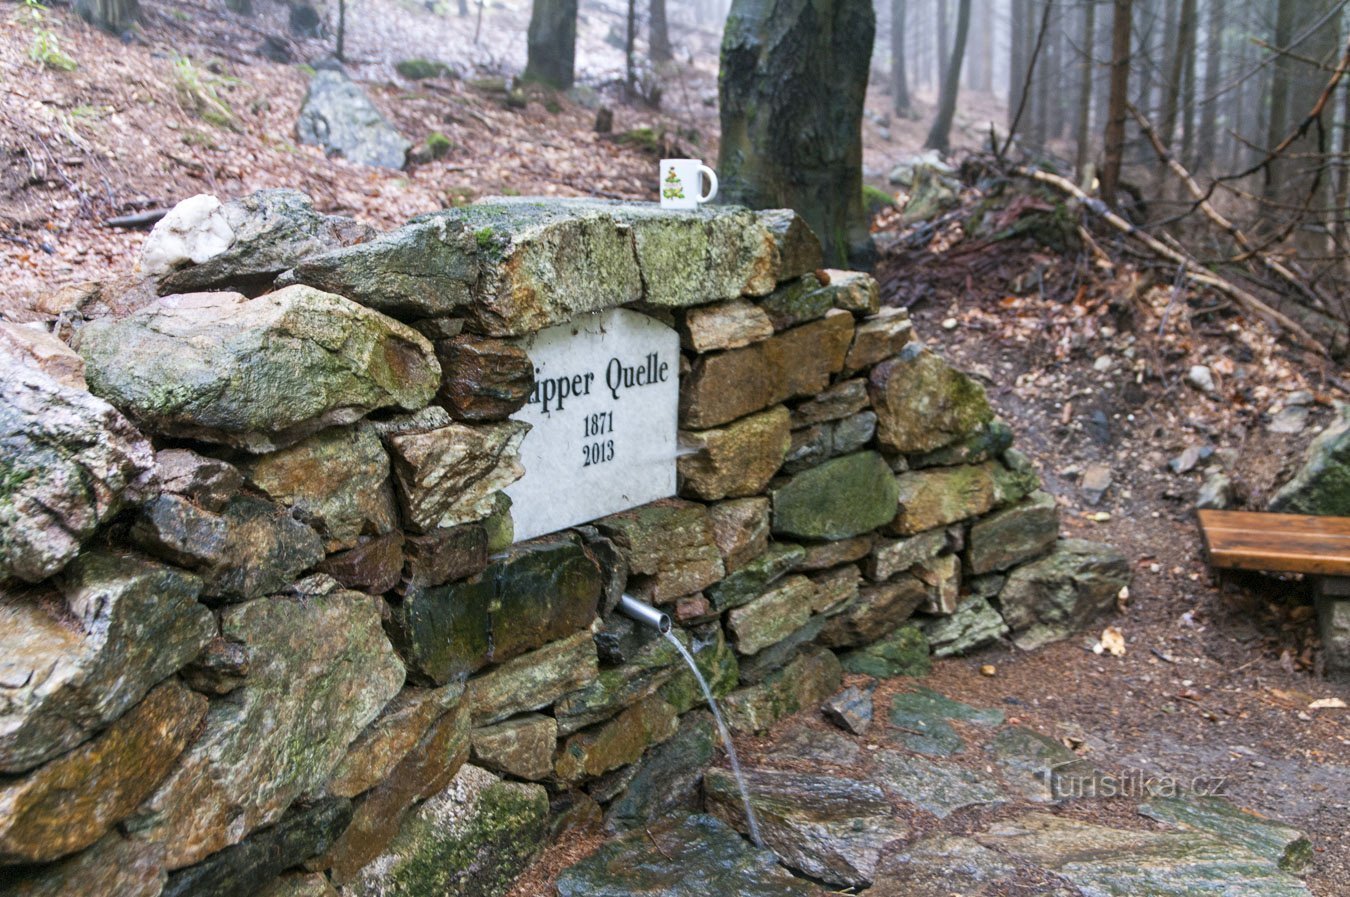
top-left (659, 159), bottom-right (718, 210)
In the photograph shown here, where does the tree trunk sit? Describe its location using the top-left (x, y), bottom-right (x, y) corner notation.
top-left (1266, 0), bottom-right (1340, 209)
top-left (459, 0), bottom-right (469, 16)
top-left (1075, 0), bottom-right (1097, 178)
top-left (936, 0), bottom-right (949, 95)
top-left (924, 0), bottom-right (971, 152)
top-left (626, 0), bottom-right (638, 96)
top-left (1009, 0), bottom-right (1026, 126)
top-left (718, 0), bottom-right (876, 265)
top-left (74, 0), bottom-right (139, 33)
top-left (1157, 0), bottom-right (1194, 151)
top-left (524, 0), bottom-right (579, 89)
top-left (1101, 0), bottom-right (1134, 207)
top-left (892, 0), bottom-right (911, 115)
top-left (1197, 0), bottom-right (1222, 172)
top-left (336, 0), bottom-right (346, 61)
top-left (651, 0), bottom-right (673, 63)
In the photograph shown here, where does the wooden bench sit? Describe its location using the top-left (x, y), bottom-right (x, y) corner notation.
top-left (1197, 510), bottom-right (1350, 677)
top-left (1198, 510), bottom-right (1350, 577)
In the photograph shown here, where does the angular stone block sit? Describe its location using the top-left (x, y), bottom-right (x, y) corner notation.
top-left (596, 500), bottom-right (725, 603)
top-left (967, 490), bottom-right (1059, 575)
top-left (434, 334), bottom-right (534, 421)
top-left (243, 423), bottom-right (397, 552)
top-left (388, 537), bottom-right (600, 685)
top-left (77, 287), bottom-right (440, 452)
top-left (770, 451), bottom-right (899, 540)
top-left (868, 344), bottom-right (993, 454)
top-left (386, 420), bottom-right (527, 533)
top-left (0, 553), bottom-right (212, 774)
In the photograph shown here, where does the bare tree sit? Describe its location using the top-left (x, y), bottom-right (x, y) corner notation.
top-left (925, 0), bottom-right (971, 152)
top-left (1075, 0), bottom-right (1098, 179)
top-left (651, 0), bottom-right (673, 63)
top-left (1101, 0), bottom-right (1134, 207)
top-left (75, 0), bottom-right (138, 33)
top-left (525, 0), bottom-right (579, 89)
top-left (893, 0), bottom-right (912, 116)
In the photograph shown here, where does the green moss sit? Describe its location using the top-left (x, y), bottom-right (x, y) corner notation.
top-left (862, 184), bottom-right (896, 215)
top-left (426, 131), bottom-right (453, 159)
top-left (615, 127), bottom-right (661, 154)
top-left (386, 781), bottom-right (548, 897)
top-left (396, 58), bottom-right (451, 80)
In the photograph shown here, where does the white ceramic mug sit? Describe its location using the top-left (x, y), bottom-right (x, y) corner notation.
top-left (659, 159), bottom-right (718, 209)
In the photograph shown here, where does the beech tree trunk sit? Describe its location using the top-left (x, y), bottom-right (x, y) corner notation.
top-left (1075, 0), bottom-right (1097, 179)
top-left (892, 0), bottom-right (911, 116)
top-left (1101, 0), bottom-right (1134, 207)
top-left (718, 0), bottom-right (876, 265)
top-left (75, 0), bottom-right (139, 33)
top-left (924, 0), bottom-right (971, 152)
top-left (651, 0), bottom-right (673, 63)
top-left (1197, 0), bottom-right (1222, 171)
top-left (525, 0), bottom-right (579, 88)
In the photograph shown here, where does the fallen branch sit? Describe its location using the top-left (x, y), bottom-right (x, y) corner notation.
top-left (103, 209), bottom-right (168, 229)
top-left (1015, 165), bottom-right (1328, 356)
top-left (1129, 102), bottom-right (1332, 312)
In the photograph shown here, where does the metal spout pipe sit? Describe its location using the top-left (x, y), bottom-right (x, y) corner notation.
top-left (617, 594), bottom-right (671, 634)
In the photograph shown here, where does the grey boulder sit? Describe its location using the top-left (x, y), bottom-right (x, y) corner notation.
top-left (76, 286), bottom-right (440, 452)
top-left (297, 68), bottom-right (411, 170)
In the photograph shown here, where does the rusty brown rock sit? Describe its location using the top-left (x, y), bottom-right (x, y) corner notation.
top-left (0, 680), bottom-right (207, 864)
top-left (679, 299), bottom-right (775, 352)
top-left (680, 311), bottom-right (854, 429)
top-left (434, 334), bottom-right (535, 421)
top-left (678, 406), bottom-right (790, 501)
top-left (795, 534), bottom-right (876, 571)
top-left (311, 699), bottom-right (470, 884)
top-left (242, 424), bottom-right (397, 553)
top-left (554, 695), bottom-right (679, 783)
top-left (400, 524), bottom-right (488, 590)
top-left (818, 575), bottom-right (927, 648)
top-left (327, 683), bottom-right (463, 799)
top-left (316, 532), bottom-right (406, 595)
top-left (596, 500), bottom-right (725, 603)
top-left (385, 420), bottom-right (528, 532)
top-left (706, 497), bottom-right (771, 573)
top-left (844, 308), bottom-right (913, 374)
top-left (2, 833), bottom-right (166, 897)
top-left (791, 378), bottom-right (870, 427)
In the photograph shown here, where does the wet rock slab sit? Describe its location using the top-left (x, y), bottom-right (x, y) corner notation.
top-left (705, 766), bottom-right (909, 888)
top-left (1138, 793), bottom-right (1313, 873)
top-left (556, 814), bottom-right (822, 897)
top-left (874, 750), bottom-right (1006, 818)
top-left (865, 833), bottom-right (1019, 897)
top-left (978, 812), bottom-right (1313, 897)
top-left (886, 687), bottom-right (1004, 757)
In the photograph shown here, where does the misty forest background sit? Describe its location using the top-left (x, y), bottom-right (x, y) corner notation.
top-left (12, 0), bottom-right (1350, 348)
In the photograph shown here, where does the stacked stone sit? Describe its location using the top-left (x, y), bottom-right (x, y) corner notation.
top-left (1, 191), bottom-right (1127, 897)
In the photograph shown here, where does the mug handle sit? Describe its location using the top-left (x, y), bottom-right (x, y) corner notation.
top-left (697, 165), bottom-right (719, 203)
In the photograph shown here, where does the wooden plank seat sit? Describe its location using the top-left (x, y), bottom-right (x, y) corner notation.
top-left (1197, 510), bottom-right (1350, 577)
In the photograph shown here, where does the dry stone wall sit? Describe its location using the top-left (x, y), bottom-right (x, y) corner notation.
top-left (0, 192), bottom-right (1129, 897)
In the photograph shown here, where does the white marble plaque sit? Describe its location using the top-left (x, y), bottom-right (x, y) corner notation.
top-left (506, 308), bottom-right (680, 542)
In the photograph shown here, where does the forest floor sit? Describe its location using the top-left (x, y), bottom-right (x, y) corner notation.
top-left (3, 2), bottom-right (1346, 893)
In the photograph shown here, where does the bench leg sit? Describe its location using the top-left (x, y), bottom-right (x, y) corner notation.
top-left (1315, 578), bottom-right (1350, 680)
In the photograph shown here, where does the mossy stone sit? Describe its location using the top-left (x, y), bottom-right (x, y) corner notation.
top-left (840, 625), bottom-right (931, 677)
top-left (770, 451), bottom-right (899, 540)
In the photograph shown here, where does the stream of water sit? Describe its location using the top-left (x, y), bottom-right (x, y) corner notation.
top-left (663, 629), bottom-right (764, 848)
